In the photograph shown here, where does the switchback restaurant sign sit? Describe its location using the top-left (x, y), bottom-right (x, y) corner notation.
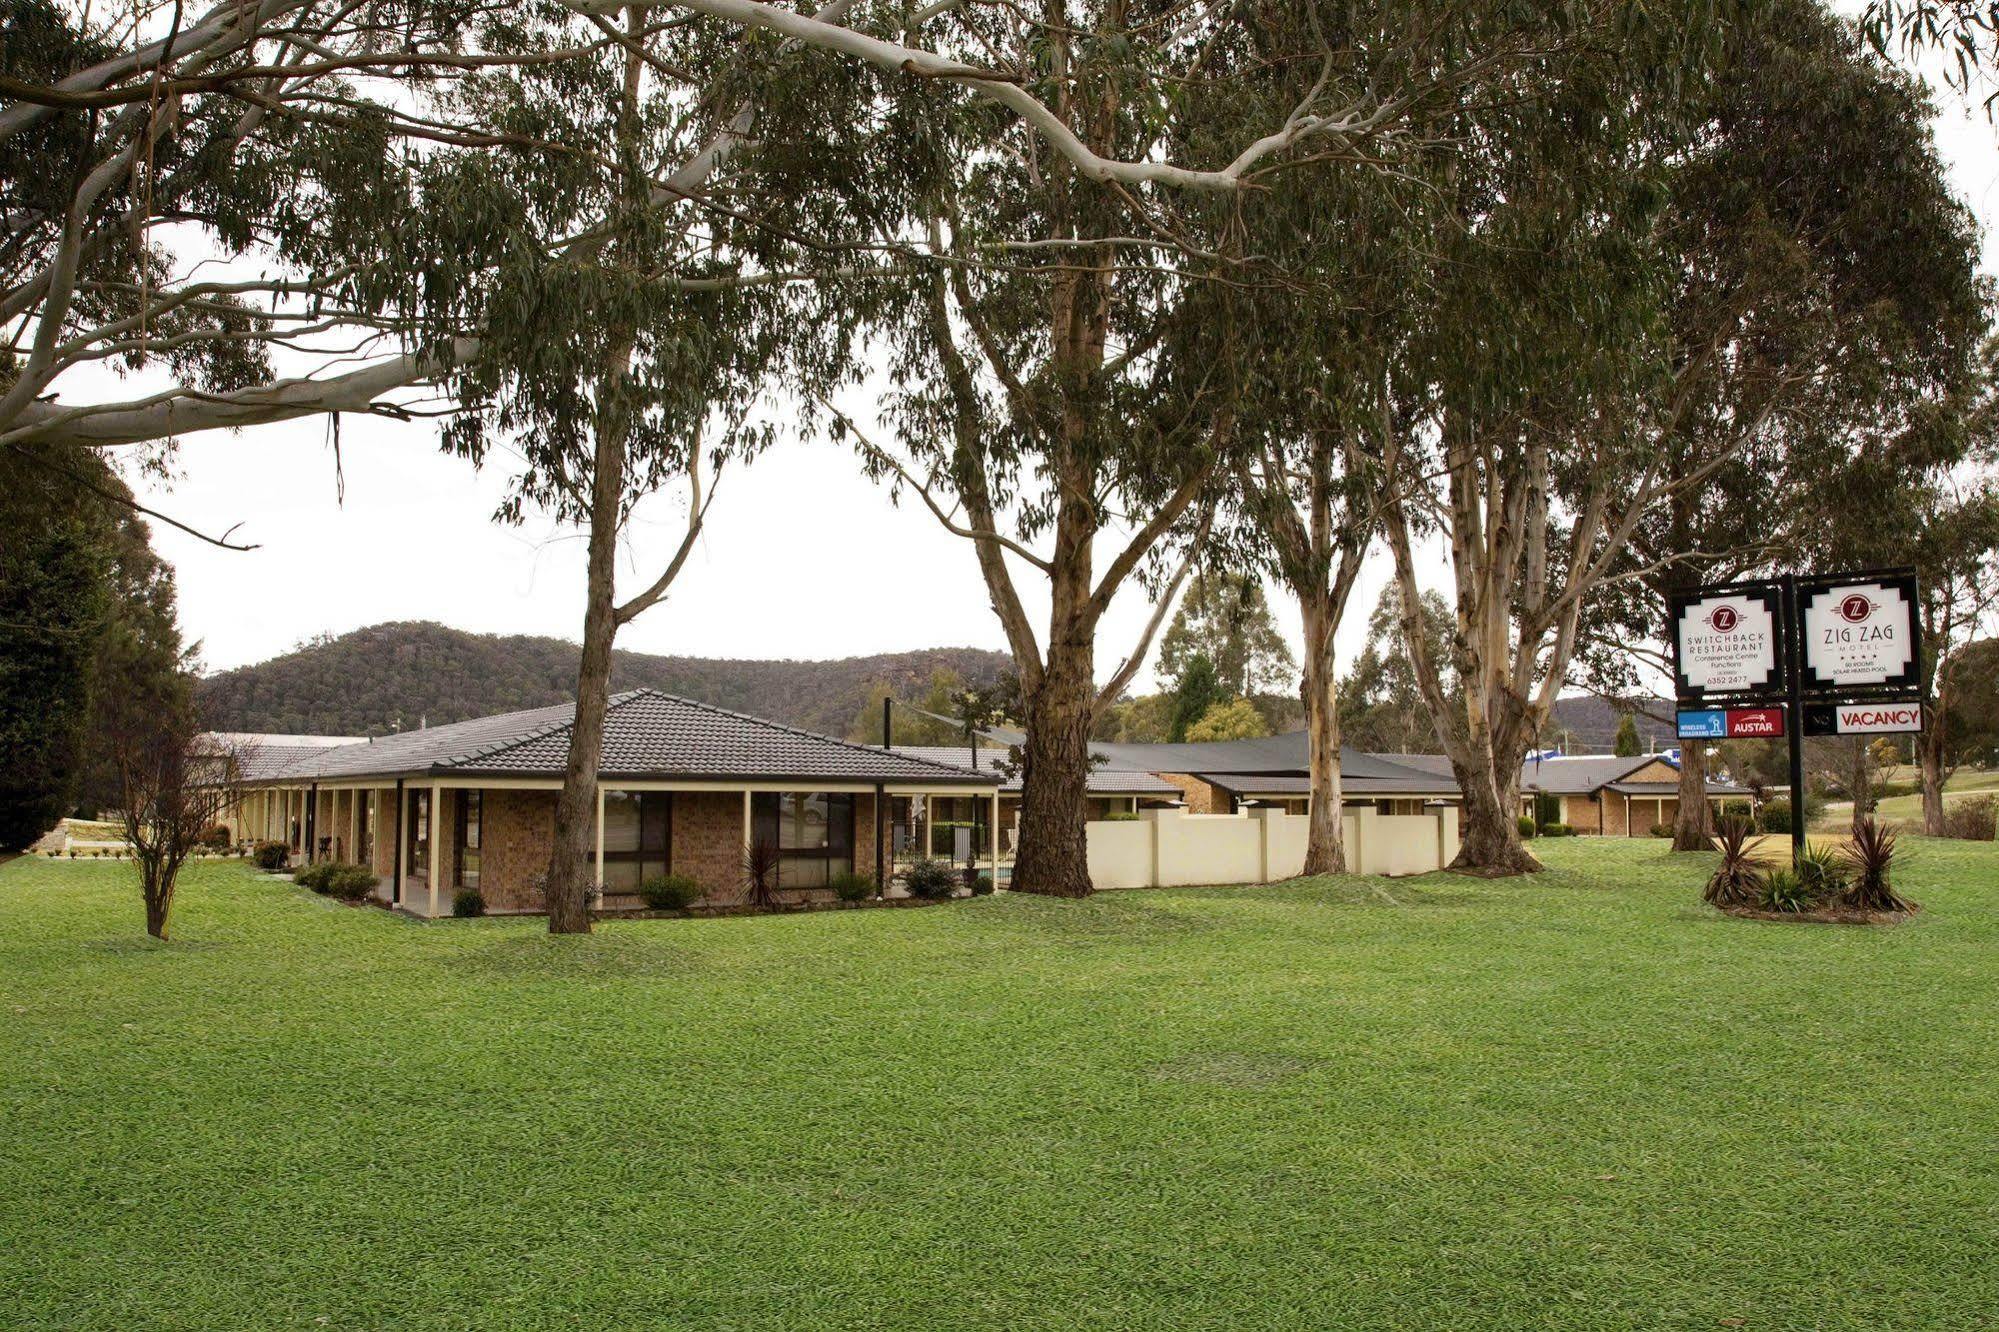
top-left (1669, 582), bottom-right (1785, 702)
top-left (1669, 567), bottom-right (1924, 865)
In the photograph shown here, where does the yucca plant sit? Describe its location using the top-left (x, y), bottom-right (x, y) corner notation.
top-left (1703, 818), bottom-right (1760, 909)
top-left (1796, 842), bottom-right (1850, 901)
top-left (741, 838), bottom-right (784, 911)
top-left (1756, 867), bottom-right (1816, 914)
top-left (1840, 818), bottom-right (1913, 913)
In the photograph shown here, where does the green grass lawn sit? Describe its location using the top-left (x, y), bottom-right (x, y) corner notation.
top-left (1819, 768), bottom-right (1999, 827)
top-left (4, 841), bottom-right (1997, 1331)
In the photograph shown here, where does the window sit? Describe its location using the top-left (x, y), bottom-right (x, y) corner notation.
top-left (454, 791), bottom-right (482, 888)
top-left (598, 791), bottom-right (671, 890)
top-left (927, 795), bottom-right (990, 859)
top-left (407, 789), bottom-right (431, 877)
top-left (356, 794), bottom-right (372, 866)
top-left (752, 792), bottom-right (854, 889)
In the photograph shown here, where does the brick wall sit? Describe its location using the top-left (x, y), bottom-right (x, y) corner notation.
top-left (1158, 773), bottom-right (1232, 814)
top-left (482, 789), bottom-right (556, 911)
top-left (672, 791), bottom-right (743, 901)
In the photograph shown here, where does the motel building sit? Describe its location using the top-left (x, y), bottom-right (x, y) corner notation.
top-left (220, 690), bottom-right (1002, 916)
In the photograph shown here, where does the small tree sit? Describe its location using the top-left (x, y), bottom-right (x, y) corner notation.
top-left (108, 698), bottom-right (239, 940)
top-left (1167, 655), bottom-right (1226, 744)
top-left (1185, 699), bottom-right (1269, 744)
top-left (1613, 715), bottom-right (1642, 758)
top-left (1157, 573), bottom-right (1296, 701)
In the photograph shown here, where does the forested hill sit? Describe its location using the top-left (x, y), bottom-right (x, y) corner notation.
top-left (196, 622), bottom-right (1014, 739)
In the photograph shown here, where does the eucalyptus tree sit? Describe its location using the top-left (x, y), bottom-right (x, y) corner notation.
top-left (803, 0), bottom-right (1605, 896)
top-left (1574, 0), bottom-right (1988, 851)
top-left (6, 0), bottom-right (1531, 458)
top-left (1377, 0), bottom-right (1983, 872)
top-left (1791, 356), bottom-right (1999, 836)
top-left (0, 0), bottom-right (612, 461)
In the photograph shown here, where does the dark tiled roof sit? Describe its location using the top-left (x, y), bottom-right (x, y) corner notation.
top-left (1091, 732), bottom-right (1309, 773)
top-left (884, 745), bottom-right (1179, 795)
top-left (1604, 779), bottom-right (1750, 797)
top-left (258, 691), bottom-right (994, 786)
top-left (1088, 732), bottom-right (1460, 786)
top-left (203, 734), bottom-right (367, 782)
top-left (1201, 770), bottom-right (1461, 798)
top-left (1518, 754), bottom-right (1662, 794)
top-left (233, 743), bottom-right (348, 782)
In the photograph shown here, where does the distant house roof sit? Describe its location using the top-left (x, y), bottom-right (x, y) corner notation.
top-left (1521, 753), bottom-right (1749, 798)
top-left (1519, 754), bottom-right (1656, 795)
top-left (1200, 771), bottom-right (1460, 800)
top-left (243, 691), bottom-right (995, 786)
top-left (1091, 732), bottom-right (1310, 774)
top-left (1605, 779), bottom-right (1751, 797)
top-left (884, 744), bottom-right (1180, 795)
top-left (209, 734), bottom-right (367, 782)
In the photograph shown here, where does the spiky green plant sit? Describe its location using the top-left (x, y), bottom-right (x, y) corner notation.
top-left (1704, 818), bottom-right (1761, 909)
top-left (1840, 818), bottom-right (1914, 913)
top-left (1757, 867), bottom-right (1816, 914)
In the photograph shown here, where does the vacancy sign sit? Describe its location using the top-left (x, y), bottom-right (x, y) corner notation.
top-left (1678, 707), bottom-right (1786, 740)
top-left (1803, 702), bottom-right (1924, 736)
top-left (1798, 573), bottom-right (1919, 696)
top-left (1671, 582), bottom-right (1784, 701)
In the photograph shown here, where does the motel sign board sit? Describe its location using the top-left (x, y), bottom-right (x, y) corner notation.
top-left (1795, 571), bottom-right (1920, 697)
top-left (1668, 567), bottom-right (1923, 868)
top-left (1669, 581), bottom-right (1785, 702)
top-left (1802, 702), bottom-right (1925, 737)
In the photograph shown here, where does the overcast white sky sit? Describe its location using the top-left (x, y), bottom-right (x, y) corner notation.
top-left (127, 41), bottom-right (1999, 693)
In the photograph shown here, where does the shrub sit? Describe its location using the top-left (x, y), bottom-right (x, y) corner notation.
top-left (1759, 799), bottom-right (1795, 836)
top-left (1942, 795), bottom-right (1996, 841)
top-left (1840, 818), bottom-right (1912, 913)
top-left (293, 861), bottom-right (336, 894)
top-left (639, 874), bottom-right (702, 911)
top-left (324, 864), bottom-right (377, 902)
top-left (1517, 816), bottom-right (1537, 839)
top-left (972, 872), bottom-right (996, 896)
top-left (1756, 867), bottom-right (1817, 914)
top-left (1796, 842), bottom-right (1850, 900)
top-left (1704, 818), bottom-right (1759, 909)
top-left (452, 889), bottom-right (486, 918)
top-left (901, 858), bottom-right (958, 900)
top-left (1533, 792), bottom-right (1561, 831)
top-left (197, 823), bottom-right (232, 851)
top-left (1540, 823), bottom-right (1574, 838)
top-left (1648, 823), bottom-right (1674, 838)
top-left (253, 841), bottom-right (289, 871)
top-left (741, 838), bottom-right (782, 910)
top-left (1719, 798), bottom-right (1755, 823)
top-left (1100, 810), bottom-right (1141, 822)
top-left (830, 871), bottom-right (876, 903)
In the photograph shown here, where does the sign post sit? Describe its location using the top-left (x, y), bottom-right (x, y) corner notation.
top-left (1669, 567), bottom-right (1923, 871)
top-left (1782, 577), bottom-right (1806, 870)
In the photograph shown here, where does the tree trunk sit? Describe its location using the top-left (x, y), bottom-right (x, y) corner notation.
top-left (1917, 727), bottom-right (1947, 836)
top-left (1011, 637), bottom-right (1096, 898)
top-left (1847, 738), bottom-right (1872, 838)
top-left (141, 859), bottom-right (171, 940)
top-left (1452, 753), bottom-right (1539, 874)
top-left (542, 394), bottom-right (629, 934)
top-left (1299, 600), bottom-right (1345, 875)
top-left (1671, 741), bottom-right (1713, 850)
